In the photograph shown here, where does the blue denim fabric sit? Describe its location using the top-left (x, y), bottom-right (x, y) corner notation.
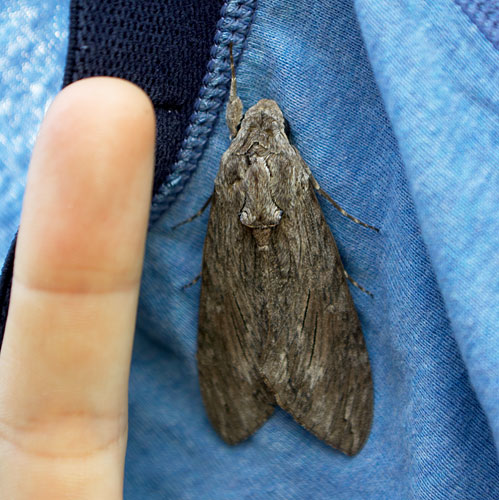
top-left (0, 1), bottom-right (68, 261)
top-left (355, 1), bottom-right (499, 461)
top-left (1, 1), bottom-right (498, 499)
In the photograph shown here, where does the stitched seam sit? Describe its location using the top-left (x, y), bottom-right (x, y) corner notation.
top-left (453, 0), bottom-right (499, 50)
top-left (149, 0), bottom-right (257, 226)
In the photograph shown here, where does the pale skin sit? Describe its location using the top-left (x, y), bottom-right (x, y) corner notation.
top-left (0, 77), bottom-right (155, 499)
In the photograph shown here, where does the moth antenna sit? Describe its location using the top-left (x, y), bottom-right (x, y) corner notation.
top-left (226, 43), bottom-right (243, 138)
top-left (229, 43), bottom-right (236, 84)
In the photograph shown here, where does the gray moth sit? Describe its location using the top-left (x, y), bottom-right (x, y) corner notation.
top-left (193, 45), bottom-right (377, 456)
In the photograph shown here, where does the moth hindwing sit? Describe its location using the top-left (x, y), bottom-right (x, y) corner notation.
top-left (196, 46), bottom-right (374, 456)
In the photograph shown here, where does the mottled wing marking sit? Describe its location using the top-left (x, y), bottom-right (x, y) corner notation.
top-left (198, 92), bottom-right (373, 454)
top-left (197, 190), bottom-right (275, 444)
top-left (258, 148), bottom-right (373, 456)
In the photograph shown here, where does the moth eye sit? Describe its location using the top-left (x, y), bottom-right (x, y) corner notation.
top-left (239, 208), bottom-right (252, 225)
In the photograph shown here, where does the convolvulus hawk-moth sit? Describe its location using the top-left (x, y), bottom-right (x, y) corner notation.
top-left (193, 46), bottom-right (377, 456)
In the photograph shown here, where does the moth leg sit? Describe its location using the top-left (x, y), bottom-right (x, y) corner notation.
top-left (344, 269), bottom-right (373, 298)
top-left (172, 195), bottom-right (213, 230)
top-left (226, 43), bottom-right (243, 138)
top-left (308, 175), bottom-right (379, 232)
top-left (183, 273), bottom-right (201, 289)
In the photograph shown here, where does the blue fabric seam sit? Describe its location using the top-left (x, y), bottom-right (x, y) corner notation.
top-left (149, 0), bottom-right (257, 225)
top-left (453, 0), bottom-right (499, 51)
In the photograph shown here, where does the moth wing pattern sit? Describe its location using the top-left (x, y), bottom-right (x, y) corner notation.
top-left (258, 148), bottom-right (373, 456)
top-left (198, 138), bottom-right (373, 454)
top-left (196, 75), bottom-right (373, 454)
top-left (197, 173), bottom-right (276, 444)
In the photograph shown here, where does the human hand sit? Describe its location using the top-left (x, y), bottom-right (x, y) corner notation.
top-left (0, 77), bottom-right (155, 499)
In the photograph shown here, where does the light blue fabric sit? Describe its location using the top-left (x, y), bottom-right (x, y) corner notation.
top-left (355, 1), bottom-right (499, 459)
top-left (0, 0), bottom-right (68, 261)
top-left (1, 1), bottom-right (498, 499)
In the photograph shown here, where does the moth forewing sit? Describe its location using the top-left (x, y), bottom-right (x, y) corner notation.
top-left (197, 47), bottom-right (374, 455)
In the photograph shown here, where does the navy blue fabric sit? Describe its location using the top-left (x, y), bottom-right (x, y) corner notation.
top-left (64, 0), bottom-right (224, 194)
top-left (0, 232), bottom-right (15, 346)
top-left (1, 1), bottom-right (498, 499)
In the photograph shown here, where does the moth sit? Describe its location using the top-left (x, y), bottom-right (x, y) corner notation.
top-left (193, 46), bottom-right (377, 456)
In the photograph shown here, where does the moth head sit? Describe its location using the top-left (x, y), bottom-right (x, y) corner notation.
top-left (242, 99), bottom-right (286, 136)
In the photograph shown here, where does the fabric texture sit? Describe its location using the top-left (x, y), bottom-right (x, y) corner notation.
top-left (64, 0), bottom-right (224, 195)
top-left (0, 1), bottom-right (68, 263)
top-left (0, 1), bottom-right (498, 499)
top-left (356, 0), bottom-right (499, 460)
top-left (454, 0), bottom-right (499, 49)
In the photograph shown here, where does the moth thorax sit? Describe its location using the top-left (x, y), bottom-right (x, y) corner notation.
top-left (239, 157), bottom-right (283, 230)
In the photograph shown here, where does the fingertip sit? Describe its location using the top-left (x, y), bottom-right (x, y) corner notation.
top-left (17, 77), bottom-right (156, 292)
top-left (52, 76), bottom-right (155, 130)
top-left (34, 76), bottom-right (156, 184)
